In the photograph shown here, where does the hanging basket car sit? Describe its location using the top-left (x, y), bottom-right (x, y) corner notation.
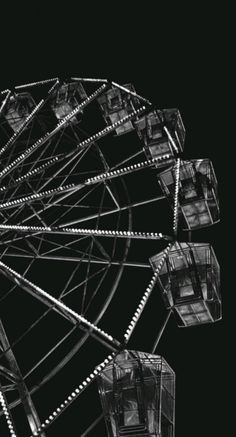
top-left (158, 159), bottom-right (220, 230)
top-left (135, 109), bottom-right (185, 168)
top-left (49, 81), bottom-right (87, 124)
top-left (3, 92), bottom-right (36, 132)
top-left (97, 83), bottom-right (140, 136)
top-left (150, 242), bottom-right (221, 327)
top-left (97, 350), bottom-right (175, 437)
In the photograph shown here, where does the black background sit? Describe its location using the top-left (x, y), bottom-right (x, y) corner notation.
top-left (0, 6), bottom-right (229, 437)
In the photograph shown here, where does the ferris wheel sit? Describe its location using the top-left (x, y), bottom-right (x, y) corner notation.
top-left (0, 77), bottom-right (221, 437)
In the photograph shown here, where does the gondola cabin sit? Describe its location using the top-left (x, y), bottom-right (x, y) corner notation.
top-left (50, 81), bottom-right (87, 124)
top-left (4, 92), bottom-right (36, 132)
top-left (150, 242), bottom-right (221, 327)
top-left (135, 109), bottom-right (185, 167)
top-left (158, 159), bottom-right (220, 230)
top-left (98, 350), bottom-right (175, 437)
top-left (97, 84), bottom-right (140, 135)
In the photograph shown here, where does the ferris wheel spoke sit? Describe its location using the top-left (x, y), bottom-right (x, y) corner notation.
top-left (0, 223), bottom-right (172, 242)
top-left (14, 78), bottom-right (59, 90)
top-left (0, 183), bottom-right (84, 211)
top-left (173, 157), bottom-right (181, 235)
top-left (111, 81), bottom-right (152, 105)
top-left (108, 149), bottom-right (144, 170)
top-left (80, 413), bottom-right (105, 437)
top-left (85, 154), bottom-right (171, 185)
top-left (151, 309), bottom-right (172, 354)
top-left (71, 77), bottom-right (108, 84)
top-left (2, 252), bottom-right (150, 268)
top-left (0, 90), bottom-right (11, 117)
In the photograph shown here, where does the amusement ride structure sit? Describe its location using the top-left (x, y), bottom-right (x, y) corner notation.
top-left (0, 77), bottom-right (221, 436)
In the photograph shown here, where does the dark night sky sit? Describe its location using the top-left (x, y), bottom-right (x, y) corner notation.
top-left (0, 8), bottom-right (229, 437)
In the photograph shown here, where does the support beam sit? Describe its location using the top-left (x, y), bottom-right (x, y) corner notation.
top-left (1, 253), bottom-right (151, 268)
top-left (0, 90), bottom-right (11, 117)
top-left (111, 81), bottom-right (152, 106)
top-left (71, 77), bottom-right (108, 84)
top-left (81, 413), bottom-right (104, 437)
top-left (15, 78), bottom-right (59, 90)
top-left (151, 310), bottom-right (172, 354)
top-left (0, 223), bottom-right (172, 242)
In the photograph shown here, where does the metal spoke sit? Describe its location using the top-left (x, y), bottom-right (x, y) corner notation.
top-left (1, 252), bottom-right (150, 268)
top-left (80, 413), bottom-right (104, 437)
top-left (151, 310), bottom-right (172, 353)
